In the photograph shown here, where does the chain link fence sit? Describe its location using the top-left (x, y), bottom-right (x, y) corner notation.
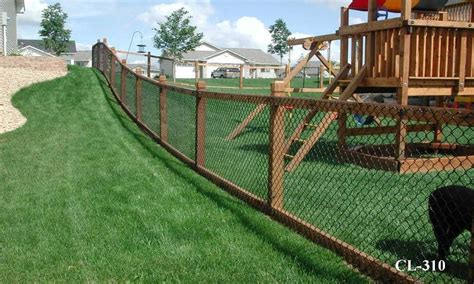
top-left (93, 42), bottom-right (474, 283)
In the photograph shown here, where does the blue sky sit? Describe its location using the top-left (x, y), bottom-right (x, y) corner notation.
top-left (17, 0), bottom-right (370, 62)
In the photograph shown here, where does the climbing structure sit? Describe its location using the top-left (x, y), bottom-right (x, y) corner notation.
top-left (228, 0), bottom-right (474, 173)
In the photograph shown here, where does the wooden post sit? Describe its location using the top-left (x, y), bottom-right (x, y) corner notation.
top-left (159, 75), bottom-right (168, 142)
top-left (285, 64), bottom-right (291, 89)
top-left (268, 81), bottom-right (286, 210)
top-left (239, 64), bottom-right (244, 89)
top-left (195, 80), bottom-right (207, 167)
top-left (340, 8), bottom-right (349, 67)
top-left (121, 59), bottom-right (127, 104)
top-left (97, 39), bottom-right (102, 71)
top-left (470, 218), bottom-right (474, 283)
top-left (367, 0), bottom-right (377, 77)
top-left (328, 42), bottom-right (332, 84)
top-left (401, 0), bottom-right (412, 21)
top-left (147, 52), bottom-right (151, 78)
top-left (110, 48), bottom-right (116, 87)
top-left (469, 218), bottom-right (474, 283)
top-left (319, 65), bottom-right (325, 88)
top-left (195, 61), bottom-right (199, 84)
top-left (434, 97), bottom-right (444, 142)
top-left (395, 27), bottom-right (411, 160)
top-left (136, 75), bottom-right (142, 121)
top-left (338, 7), bottom-right (350, 150)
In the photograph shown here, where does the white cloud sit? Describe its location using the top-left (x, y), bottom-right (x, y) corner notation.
top-left (204, 17), bottom-right (271, 51)
top-left (138, 0), bottom-right (214, 28)
top-left (17, 0), bottom-right (48, 26)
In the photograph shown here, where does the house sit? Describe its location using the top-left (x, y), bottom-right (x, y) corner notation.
top-left (159, 42), bottom-right (282, 79)
top-left (0, 0), bottom-right (25, 55)
top-left (18, 39), bottom-right (77, 56)
top-left (61, 51), bottom-right (92, 67)
top-left (127, 63), bottom-right (160, 78)
top-left (17, 39), bottom-right (92, 67)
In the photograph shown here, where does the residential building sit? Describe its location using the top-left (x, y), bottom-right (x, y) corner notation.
top-left (17, 39), bottom-right (92, 67)
top-left (159, 42), bottom-right (282, 79)
top-left (0, 0), bottom-right (25, 55)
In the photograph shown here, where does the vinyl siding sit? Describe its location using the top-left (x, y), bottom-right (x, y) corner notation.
top-left (0, 0), bottom-right (18, 55)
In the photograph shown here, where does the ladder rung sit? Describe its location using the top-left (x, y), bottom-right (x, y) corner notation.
top-left (284, 154), bottom-right (294, 158)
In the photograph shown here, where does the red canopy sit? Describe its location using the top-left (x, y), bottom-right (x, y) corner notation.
top-left (348, 0), bottom-right (386, 11)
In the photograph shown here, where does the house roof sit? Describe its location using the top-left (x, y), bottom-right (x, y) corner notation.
top-left (15, 0), bottom-right (25, 13)
top-left (18, 39), bottom-right (77, 54)
top-left (18, 45), bottom-right (55, 57)
top-left (227, 48), bottom-right (279, 65)
top-left (60, 50), bottom-right (92, 62)
top-left (179, 42), bottom-right (280, 66)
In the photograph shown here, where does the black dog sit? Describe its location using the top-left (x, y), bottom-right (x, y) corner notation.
top-left (428, 185), bottom-right (474, 260)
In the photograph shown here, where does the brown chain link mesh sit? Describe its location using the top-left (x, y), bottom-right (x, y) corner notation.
top-left (93, 42), bottom-right (474, 283)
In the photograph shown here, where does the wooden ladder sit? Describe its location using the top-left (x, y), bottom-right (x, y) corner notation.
top-left (284, 65), bottom-right (367, 172)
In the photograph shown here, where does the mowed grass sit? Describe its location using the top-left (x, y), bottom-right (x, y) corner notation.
top-left (0, 66), bottom-right (368, 282)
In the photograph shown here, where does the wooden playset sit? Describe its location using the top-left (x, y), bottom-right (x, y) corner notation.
top-left (227, 0), bottom-right (474, 173)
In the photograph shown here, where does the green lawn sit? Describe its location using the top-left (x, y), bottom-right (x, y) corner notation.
top-left (0, 66), bottom-right (367, 282)
top-left (132, 74), bottom-right (473, 282)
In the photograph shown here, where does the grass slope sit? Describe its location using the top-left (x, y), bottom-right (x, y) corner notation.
top-left (0, 66), bottom-right (366, 282)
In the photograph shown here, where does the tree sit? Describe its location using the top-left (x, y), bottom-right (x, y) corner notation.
top-left (268, 19), bottom-right (292, 65)
top-left (39, 3), bottom-right (71, 56)
top-left (153, 8), bottom-right (203, 82)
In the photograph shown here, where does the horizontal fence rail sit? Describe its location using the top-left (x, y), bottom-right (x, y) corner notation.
top-left (93, 41), bottom-right (474, 283)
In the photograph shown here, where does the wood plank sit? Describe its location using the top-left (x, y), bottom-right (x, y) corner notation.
top-left (316, 51), bottom-right (338, 77)
top-left (195, 82), bottom-right (207, 167)
top-left (268, 82), bottom-right (287, 209)
top-left (338, 18), bottom-right (402, 36)
top-left (283, 46), bottom-right (320, 85)
top-left (226, 104), bottom-right (267, 140)
top-left (425, 27), bottom-right (434, 77)
top-left (357, 35), bottom-right (364, 73)
top-left (458, 30), bottom-right (468, 92)
top-left (322, 64), bottom-right (351, 99)
top-left (346, 124), bottom-right (436, 136)
top-left (285, 112), bottom-right (338, 172)
top-left (288, 33), bottom-right (340, 46)
top-left (159, 76), bottom-right (168, 142)
top-left (419, 27), bottom-right (427, 77)
top-left (340, 65), bottom-right (368, 100)
top-left (400, 155), bottom-right (474, 173)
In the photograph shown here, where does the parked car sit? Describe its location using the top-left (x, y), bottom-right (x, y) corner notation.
top-left (211, 67), bottom-right (240, 78)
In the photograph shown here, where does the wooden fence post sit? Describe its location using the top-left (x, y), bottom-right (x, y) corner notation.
top-left (147, 52), bottom-right (151, 78)
top-left (268, 81), bottom-right (286, 210)
top-left (121, 59), bottom-right (127, 104)
top-left (136, 70), bottom-right (142, 121)
top-left (319, 65), bottom-right (325, 88)
top-left (240, 65), bottom-right (244, 89)
top-left (195, 61), bottom-right (200, 84)
top-left (195, 80), bottom-right (207, 167)
top-left (159, 75), bottom-right (168, 142)
top-left (110, 48), bottom-right (116, 87)
top-left (470, 218), bottom-right (474, 283)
